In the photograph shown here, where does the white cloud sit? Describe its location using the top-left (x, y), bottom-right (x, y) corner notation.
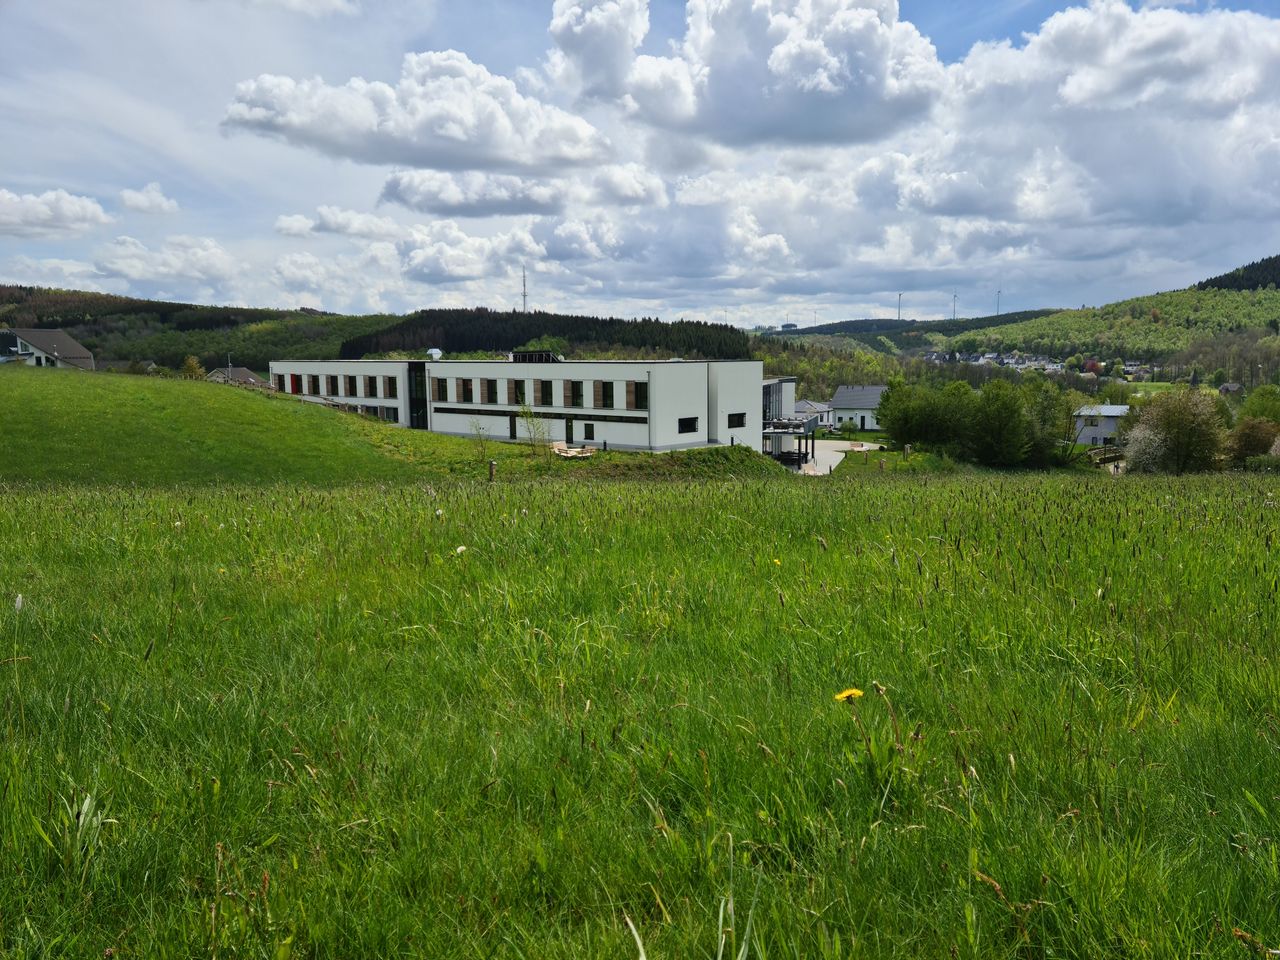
top-left (548, 0), bottom-right (648, 99)
top-left (95, 235), bottom-right (241, 287)
top-left (224, 50), bottom-right (611, 173)
top-left (399, 220), bottom-right (544, 284)
top-left (381, 170), bottom-right (569, 217)
top-left (120, 182), bottom-right (180, 214)
top-left (623, 0), bottom-right (946, 145)
top-left (0, 188), bottom-right (112, 237)
top-left (275, 214), bottom-right (317, 236)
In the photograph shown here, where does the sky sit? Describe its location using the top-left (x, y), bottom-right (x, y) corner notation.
top-left (2, 0), bottom-right (1279, 326)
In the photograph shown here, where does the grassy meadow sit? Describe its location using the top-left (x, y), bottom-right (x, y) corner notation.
top-left (3, 364), bottom-right (1280, 957)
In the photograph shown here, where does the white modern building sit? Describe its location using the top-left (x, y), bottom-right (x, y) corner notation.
top-left (1073, 404), bottom-right (1130, 446)
top-left (268, 353), bottom-right (764, 452)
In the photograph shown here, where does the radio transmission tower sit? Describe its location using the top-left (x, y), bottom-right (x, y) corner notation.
top-left (522, 265), bottom-right (528, 313)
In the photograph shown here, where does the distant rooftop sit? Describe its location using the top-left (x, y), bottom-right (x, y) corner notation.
top-left (831, 385), bottom-right (887, 409)
top-left (1075, 405), bottom-right (1130, 417)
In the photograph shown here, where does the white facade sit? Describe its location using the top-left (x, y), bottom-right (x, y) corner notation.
top-left (1073, 405), bottom-right (1130, 446)
top-left (268, 357), bottom-right (763, 452)
top-left (830, 385), bottom-right (887, 431)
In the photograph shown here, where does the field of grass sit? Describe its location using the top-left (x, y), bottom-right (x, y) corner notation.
top-left (0, 365), bottom-right (781, 486)
top-left (3, 469), bottom-right (1279, 957)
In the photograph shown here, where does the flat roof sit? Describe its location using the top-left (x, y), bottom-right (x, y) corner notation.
top-left (270, 358), bottom-right (759, 365)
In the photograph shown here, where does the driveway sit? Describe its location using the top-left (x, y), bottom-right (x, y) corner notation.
top-left (802, 438), bottom-right (881, 475)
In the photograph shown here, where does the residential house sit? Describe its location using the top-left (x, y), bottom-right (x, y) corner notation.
top-left (830, 384), bottom-right (887, 431)
top-left (1073, 404), bottom-right (1130, 446)
top-left (269, 354), bottom-right (763, 452)
top-left (794, 398), bottom-right (833, 429)
top-left (207, 366), bottom-right (268, 386)
top-left (1219, 382), bottom-right (1244, 398)
top-left (3, 329), bottom-right (95, 370)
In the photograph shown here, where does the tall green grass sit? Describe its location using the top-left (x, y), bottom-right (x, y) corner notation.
top-left (2, 474), bottom-right (1278, 956)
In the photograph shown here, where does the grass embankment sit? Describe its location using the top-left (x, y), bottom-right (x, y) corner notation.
top-left (0, 365), bottom-right (781, 485)
top-left (2, 475), bottom-right (1279, 957)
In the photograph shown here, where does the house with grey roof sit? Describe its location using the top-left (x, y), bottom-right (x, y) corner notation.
top-left (207, 366), bottom-right (268, 386)
top-left (830, 384), bottom-right (887, 431)
top-left (794, 398), bottom-right (833, 429)
top-left (1073, 404), bottom-right (1130, 446)
top-left (3, 329), bottom-right (95, 371)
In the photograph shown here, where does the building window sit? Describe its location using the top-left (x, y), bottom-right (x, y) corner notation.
top-left (678, 416), bottom-right (698, 434)
top-left (307, 375), bottom-right (320, 395)
top-left (386, 407), bottom-right (399, 423)
top-left (538, 379), bottom-right (554, 406)
top-left (569, 380), bottom-right (584, 408)
top-left (583, 423), bottom-right (595, 441)
top-left (728, 412), bottom-right (746, 428)
top-left (384, 376), bottom-right (398, 399)
top-left (634, 382), bottom-right (649, 411)
top-left (290, 374), bottom-right (302, 394)
top-left (273, 374), bottom-right (285, 392)
top-left (433, 377), bottom-right (448, 402)
top-left (366, 376), bottom-right (379, 398)
top-left (345, 375), bottom-right (358, 397)
top-left (1085, 416), bottom-right (1099, 426)
top-left (596, 381), bottom-right (614, 408)
top-left (511, 379), bottom-right (526, 405)
top-left (484, 379), bottom-right (498, 404)
top-left (457, 378), bottom-right (474, 403)
top-left (326, 375), bottom-right (339, 395)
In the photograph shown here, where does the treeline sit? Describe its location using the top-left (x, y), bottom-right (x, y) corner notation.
top-left (1196, 254), bottom-right (1280, 292)
top-left (339, 308), bottom-right (751, 360)
top-left (753, 337), bottom-right (900, 400)
top-left (877, 377), bottom-right (1085, 469)
top-left (0, 284), bottom-right (376, 372)
top-left (948, 288), bottom-right (1280, 360)
top-left (760, 310), bottom-right (1059, 354)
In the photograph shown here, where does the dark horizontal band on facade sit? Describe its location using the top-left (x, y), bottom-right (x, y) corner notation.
top-left (431, 406), bottom-right (648, 425)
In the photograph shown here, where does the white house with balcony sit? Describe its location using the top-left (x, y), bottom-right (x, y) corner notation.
top-left (268, 353), bottom-right (763, 452)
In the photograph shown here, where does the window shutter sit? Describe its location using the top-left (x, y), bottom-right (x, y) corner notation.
top-left (593, 380), bottom-right (603, 407)
top-left (507, 380), bottom-right (517, 404)
top-left (626, 381), bottom-right (636, 410)
top-left (479, 379), bottom-right (488, 403)
top-left (456, 378), bottom-right (465, 402)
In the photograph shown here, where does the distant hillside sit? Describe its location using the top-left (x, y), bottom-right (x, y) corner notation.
top-left (0, 285), bottom-right (393, 373)
top-left (0, 365), bottom-right (779, 485)
top-left (0, 286), bottom-right (750, 370)
top-left (339, 307), bottom-right (751, 360)
top-left (943, 288), bottom-right (1280, 359)
top-left (1196, 254), bottom-right (1280, 292)
top-left (760, 310), bottom-right (1059, 354)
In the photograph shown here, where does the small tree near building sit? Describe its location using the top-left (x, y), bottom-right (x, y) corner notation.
top-left (1135, 388), bottom-right (1224, 474)
top-left (179, 355), bottom-right (206, 379)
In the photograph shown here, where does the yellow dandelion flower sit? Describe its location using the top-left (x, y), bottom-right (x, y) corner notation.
top-left (773, 558), bottom-right (781, 566)
top-left (834, 688), bottom-right (864, 702)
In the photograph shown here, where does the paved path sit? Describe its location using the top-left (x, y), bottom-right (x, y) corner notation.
top-left (802, 439), bottom-right (880, 475)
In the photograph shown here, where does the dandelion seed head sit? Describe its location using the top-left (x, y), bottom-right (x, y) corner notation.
top-left (455, 545), bottom-right (467, 555)
top-left (14, 594), bottom-right (22, 613)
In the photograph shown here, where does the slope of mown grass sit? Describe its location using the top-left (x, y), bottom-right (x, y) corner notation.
top-left (1, 474), bottom-right (1278, 957)
top-left (0, 365), bottom-right (784, 486)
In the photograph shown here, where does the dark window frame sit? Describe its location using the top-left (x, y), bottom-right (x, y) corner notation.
top-left (678, 416), bottom-right (698, 434)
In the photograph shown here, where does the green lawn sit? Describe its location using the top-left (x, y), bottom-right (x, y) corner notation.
top-left (4, 363), bottom-right (1280, 957)
top-left (0, 365), bottom-right (782, 486)
top-left (3, 473), bottom-right (1279, 957)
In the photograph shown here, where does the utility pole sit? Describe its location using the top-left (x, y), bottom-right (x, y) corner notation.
top-left (996, 289), bottom-right (1002, 317)
top-left (521, 265), bottom-right (528, 313)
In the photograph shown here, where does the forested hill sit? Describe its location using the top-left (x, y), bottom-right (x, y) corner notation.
top-left (760, 309), bottom-right (1059, 354)
top-left (339, 308), bottom-right (751, 360)
top-left (0, 284), bottom-right (394, 372)
top-left (1196, 254), bottom-right (1280, 292)
top-left (0, 286), bottom-right (749, 369)
top-left (943, 287), bottom-right (1280, 359)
